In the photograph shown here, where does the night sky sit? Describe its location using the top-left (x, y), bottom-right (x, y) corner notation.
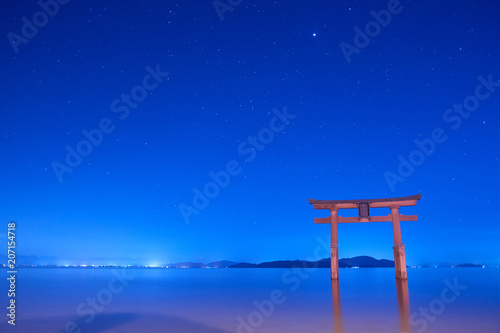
top-left (1, 0), bottom-right (499, 266)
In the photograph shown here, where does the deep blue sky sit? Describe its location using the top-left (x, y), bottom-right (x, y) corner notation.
top-left (1, 0), bottom-right (499, 266)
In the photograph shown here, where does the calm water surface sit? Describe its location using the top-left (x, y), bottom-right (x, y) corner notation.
top-left (0, 267), bottom-right (499, 332)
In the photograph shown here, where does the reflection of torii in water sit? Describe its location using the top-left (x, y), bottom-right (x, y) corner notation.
top-left (330, 278), bottom-right (411, 333)
top-left (309, 194), bottom-right (421, 280)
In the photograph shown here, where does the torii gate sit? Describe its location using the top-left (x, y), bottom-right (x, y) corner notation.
top-left (309, 194), bottom-right (421, 280)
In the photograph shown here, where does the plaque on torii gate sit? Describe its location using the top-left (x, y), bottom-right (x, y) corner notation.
top-left (308, 194), bottom-right (421, 280)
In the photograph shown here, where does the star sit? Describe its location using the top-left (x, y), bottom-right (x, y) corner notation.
top-left (312, 33), bottom-right (317, 37)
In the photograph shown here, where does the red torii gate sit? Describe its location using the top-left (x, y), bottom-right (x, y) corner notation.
top-left (309, 194), bottom-right (421, 280)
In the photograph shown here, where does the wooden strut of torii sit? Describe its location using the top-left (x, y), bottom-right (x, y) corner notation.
top-left (308, 194), bottom-right (421, 280)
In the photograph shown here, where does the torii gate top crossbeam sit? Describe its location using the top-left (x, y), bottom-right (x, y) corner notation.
top-left (309, 194), bottom-right (421, 224)
top-left (308, 194), bottom-right (421, 210)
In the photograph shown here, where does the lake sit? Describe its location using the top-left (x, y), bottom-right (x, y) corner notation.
top-left (0, 267), bottom-right (499, 332)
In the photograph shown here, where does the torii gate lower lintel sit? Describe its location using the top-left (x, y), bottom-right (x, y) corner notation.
top-left (309, 194), bottom-right (421, 280)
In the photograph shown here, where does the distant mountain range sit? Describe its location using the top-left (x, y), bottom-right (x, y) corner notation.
top-left (229, 256), bottom-right (395, 268)
top-left (0, 255), bottom-right (494, 268)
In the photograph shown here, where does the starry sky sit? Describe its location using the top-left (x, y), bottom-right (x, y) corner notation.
top-left (1, 0), bottom-right (499, 266)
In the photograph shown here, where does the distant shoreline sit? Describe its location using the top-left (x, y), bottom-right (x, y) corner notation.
top-left (1, 255), bottom-right (494, 269)
top-left (0, 265), bottom-right (492, 270)
top-left (0, 266), bottom-right (495, 269)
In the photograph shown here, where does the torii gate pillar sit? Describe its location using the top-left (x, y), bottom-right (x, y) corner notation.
top-left (330, 209), bottom-right (339, 280)
top-left (391, 206), bottom-right (407, 280)
top-left (309, 194), bottom-right (421, 280)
